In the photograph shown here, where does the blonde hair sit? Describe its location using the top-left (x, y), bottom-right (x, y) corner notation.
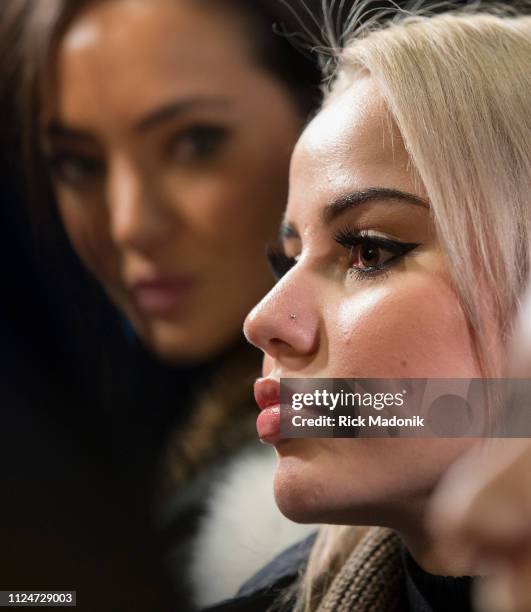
top-left (285, 4), bottom-right (531, 611)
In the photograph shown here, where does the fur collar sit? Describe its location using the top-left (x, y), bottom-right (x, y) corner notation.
top-left (189, 443), bottom-right (316, 608)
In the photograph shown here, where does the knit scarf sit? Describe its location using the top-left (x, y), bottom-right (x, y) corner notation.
top-left (318, 527), bottom-right (404, 612)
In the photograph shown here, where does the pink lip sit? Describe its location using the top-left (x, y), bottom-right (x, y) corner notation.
top-left (130, 275), bottom-right (197, 315)
top-left (254, 378), bottom-right (281, 444)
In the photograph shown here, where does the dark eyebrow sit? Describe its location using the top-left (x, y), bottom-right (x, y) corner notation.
top-left (44, 97), bottom-right (233, 142)
top-left (45, 122), bottom-right (95, 144)
top-left (134, 97), bottom-right (232, 132)
top-left (323, 187), bottom-right (429, 223)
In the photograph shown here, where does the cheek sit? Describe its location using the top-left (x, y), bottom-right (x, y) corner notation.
top-left (56, 196), bottom-right (118, 285)
top-left (169, 151), bottom-right (289, 254)
top-left (163, 115), bottom-right (297, 259)
top-left (274, 438), bottom-right (473, 524)
top-left (331, 276), bottom-right (480, 378)
top-left (179, 175), bottom-right (285, 248)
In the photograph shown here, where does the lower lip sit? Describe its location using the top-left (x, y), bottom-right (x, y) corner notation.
top-left (133, 281), bottom-right (196, 315)
top-left (256, 404), bottom-right (281, 444)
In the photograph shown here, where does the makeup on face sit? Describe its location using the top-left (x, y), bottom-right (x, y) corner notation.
top-left (243, 78), bottom-right (481, 529)
top-left (254, 377), bottom-right (281, 444)
top-left (255, 195), bottom-right (430, 446)
top-left (267, 188), bottom-right (428, 285)
top-left (45, 0), bottom-right (304, 362)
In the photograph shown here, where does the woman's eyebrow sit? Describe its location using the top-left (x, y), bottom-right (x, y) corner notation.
top-left (134, 96), bottom-right (232, 133)
top-left (44, 121), bottom-right (95, 145)
top-left (43, 96), bottom-right (233, 144)
top-left (322, 187), bottom-right (429, 224)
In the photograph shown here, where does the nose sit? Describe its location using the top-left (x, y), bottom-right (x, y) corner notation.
top-left (107, 157), bottom-right (176, 252)
top-left (243, 275), bottom-right (319, 361)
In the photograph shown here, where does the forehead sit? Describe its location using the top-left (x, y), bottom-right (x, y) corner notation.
top-left (288, 76), bottom-right (417, 225)
top-left (53, 0), bottom-right (253, 121)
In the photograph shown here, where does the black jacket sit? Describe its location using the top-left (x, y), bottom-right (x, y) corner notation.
top-left (203, 532), bottom-right (473, 612)
top-left (204, 534), bottom-right (317, 612)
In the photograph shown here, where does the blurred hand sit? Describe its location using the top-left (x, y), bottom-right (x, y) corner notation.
top-left (429, 438), bottom-right (531, 612)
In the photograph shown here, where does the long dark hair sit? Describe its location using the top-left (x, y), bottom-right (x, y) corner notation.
top-left (4, 0), bottom-right (322, 368)
top-left (7, 2), bottom-right (323, 401)
top-left (5, 0), bottom-right (324, 498)
top-left (7, 0), bottom-right (323, 422)
top-left (3, 5), bottom-right (322, 606)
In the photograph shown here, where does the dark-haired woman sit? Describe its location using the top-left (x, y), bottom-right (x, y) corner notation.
top-left (11, 0), bottom-right (321, 608)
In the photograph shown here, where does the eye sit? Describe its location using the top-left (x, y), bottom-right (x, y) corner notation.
top-left (266, 246), bottom-right (299, 281)
top-left (46, 152), bottom-right (105, 188)
top-left (334, 229), bottom-right (419, 278)
top-left (167, 125), bottom-right (230, 163)
top-left (357, 240), bottom-right (394, 269)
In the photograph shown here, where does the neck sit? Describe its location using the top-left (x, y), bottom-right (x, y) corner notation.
top-left (396, 517), bottom-right (478, 577)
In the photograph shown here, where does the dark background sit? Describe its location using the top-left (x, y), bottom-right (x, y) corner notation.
top-left (0, 1), bottom-right (522, 610)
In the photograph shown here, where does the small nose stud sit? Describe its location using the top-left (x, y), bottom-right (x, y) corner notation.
top-left (289, 313), bottom-right (297, 320)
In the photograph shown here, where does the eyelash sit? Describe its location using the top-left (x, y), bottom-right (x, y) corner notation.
top-left (266, 231), bottom-right (419, 282)
top-left (46, 153), bottom-right (104, 187)
top-left (334, 228), bottom-right (419, 279)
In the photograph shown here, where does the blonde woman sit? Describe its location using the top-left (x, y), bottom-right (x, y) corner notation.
top-left (205, 4), bottom-right (531, 612)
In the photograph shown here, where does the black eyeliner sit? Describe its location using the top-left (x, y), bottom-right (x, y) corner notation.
top-left (333, 227), bottom-right (420, 279)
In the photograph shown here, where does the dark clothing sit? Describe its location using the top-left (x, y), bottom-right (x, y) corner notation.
top-left (203, 534), bottom-right (317, 612)
top-left (203, 533), bottom-right (473, 612)
top-left (401, 547), bottom-right (472, 612)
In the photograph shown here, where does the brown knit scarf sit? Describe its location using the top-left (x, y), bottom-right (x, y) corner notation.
top-left (318, 527), bottom-right (404, 612)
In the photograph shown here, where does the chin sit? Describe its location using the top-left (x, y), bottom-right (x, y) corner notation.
top-left (272, 452), bottom-right (333, 524)
top-left (273, 460), bottom-right (405, 528)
